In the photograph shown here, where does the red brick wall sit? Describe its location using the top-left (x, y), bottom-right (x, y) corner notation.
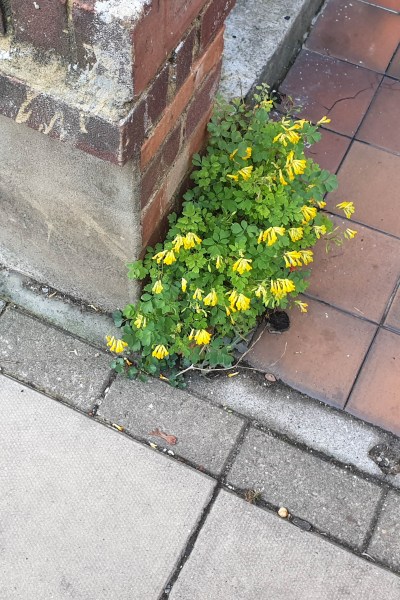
top-left (1, 0), bottom-right (235, 250)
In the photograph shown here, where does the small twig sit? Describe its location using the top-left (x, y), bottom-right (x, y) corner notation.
top-left (175, 324), bottom-right (267, 378)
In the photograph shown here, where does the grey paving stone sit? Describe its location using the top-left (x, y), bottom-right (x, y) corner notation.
top-left (0, 267), bottom-right (118, 348)
top-left (98, 376), bottom-right (245, 475)
top-left (169, 490), bottom-right (400, 600)
top-left (0, 375), bottom-right (215, 600)
top-left (227, 428), bottom-right (383, 548)
top-left (187, 371), bottom-right (389, 480)
top-left (368, 491), bottom-right (400, 571)
top-left (0, 298), bottom-right (5, 312)
top-left (0, 308), bottom-right (111, 410)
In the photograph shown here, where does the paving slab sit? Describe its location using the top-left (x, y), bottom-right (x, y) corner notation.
top-left (187, 371), bottom-right (389, 480)
top-left (98, 376), bottom-right (245, 475)
top-left (169, 490), bottom-right (400, 599)
top-left (0, 298), bottom-right (5, 312)
top-left (0, 375), bottom-right (215, 600)
top-left (227, 428), bottom-right (382, 548)
top-left (0, 307), bottom-right (111, 410)
top-left (368, 491), bottom-right (400, 571)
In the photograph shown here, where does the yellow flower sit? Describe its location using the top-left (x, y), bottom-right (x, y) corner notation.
top-left (273, 127), bottom-right (301, 146)
top-left (216, 255), bottom-right (223, 269)
top-left (316, 200), bottom-right (326, 208)
top-left (344, 228), bottom-right (357, 239)
top-left (164, 250), bottom-right (176, 265)
top-left (285, 151), bottom-right (307, 177)
top-left (238, 166), bottom-right (253, 180)
top-left (228, 289), bottom-right (238, 309)
top-left (227, 173), bottom-right (239, 181)
top-left (188, 329), bottom-right (195, 340)
top-left (284, 251), bottom-right (302, 268)
top-left (299, 249), bottom-right (314, 265)
top-left (295, 300), bottom-right (308, 313)
top-left (336, 201), bottom-right (355, 219)
top-left (183, 232), bottom-right (202, 249)
top-left (152, 250), bottom-right (167, 263)
top-left (301, 205), bottom-right (317, 223)
top-left (181, 278), bottom-right (187, 292)
top-left (289, 227), bottom-right (304, 242)
top-left (233, 257), bottom-right (253, 275)
top-left (260, 226), bottom-right (286, 246)
top-left (229, 149), bottom-right (238, 160)
top-left (194, 329), bottom-right (212, 345)
top-left (294, 119), bottom-right (308, 129)
top-left (204, 289), bottom-right (218, 306)
top-left (193, 288), bottom-right (203, 300)
top-left (134, 314), bottom-right (147, 329)
top-left (313, 225), bottom-right (327, 239)
top-left (279, 169), bottom-right (287, 186)
top-left (172, 235), bottom-right (185, 252)
top-left (106, 335), bottom-right (128, 354)
top-left (152, 280), bottom-right (163, 294)
top-left (254, 284), bottom-right (267, 299)
top-left (317, 116), bottom-right (331, 125)
top-left (236, 293), bottom-right (251, 311)
top-left (242, 147), bottom-right (252, 160)
top-left (152, 344), bottom-right (169, 360)
top-left (270, 279), bottom-right (296, 299)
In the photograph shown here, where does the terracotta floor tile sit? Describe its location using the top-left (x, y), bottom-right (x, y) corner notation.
top-left (306, 0), bottom-right (400, 72)
top-left (357, 78), bottom-right (400, 154)
top-left (247, 298), bottom-right (376, 408)
top-left (305, 128), bottom-right (351, 173)
top-left (385, 287), bottom-right (400, 332)
top-left (307, 217), bottom-right (400, 322)
top-left (280, 50), bottom-right (382, 136)
top-left (347, 329), bottom-right (400, 435)
top-left (387, 46), bottom-right (400, 79)
top-left (326, 141), bottom-right (400, 237)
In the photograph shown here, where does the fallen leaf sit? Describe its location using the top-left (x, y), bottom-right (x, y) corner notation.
top-left (265, 373), bottom-right (277, 382)
top-left (228, 371), bottom-right (239, 377)
top-left (149, 428), bottom-right (177, 446)
top-left (149, 442), bottom-right (158, 449)
top-left (112, 423), bottom-right (124, 432)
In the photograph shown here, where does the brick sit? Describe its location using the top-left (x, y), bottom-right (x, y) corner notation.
top-left (76, 114), bottom-right (122, 164)
top-left (188, 106), bottom-right (212, 156)
top-left (165, 0), bottom-right (208, 51)
top-left (185, 61), bottom-right (221, 139)
top-left (141, 184), bottom-right (169, 249)
top-left (141, 122), bottom-right (182, 207)
top-left (174, 26), bottom-right (197, 90)
top-left (146, 63), bottom-right (170, 133)
top-left (141, 73), bottom-right (195, 168)
top-left (141, 30), bottom-right (224, 168)
top-left (72, 2), bottom-right (97, 68)
top-left (133, 1), bottom-right (166, 96)
top-left (10, 0), bottom-right (70, 57)
top-left (121, 100), bottom-right (146, 163)
top-left (200, 0), bottom-right (235, 51)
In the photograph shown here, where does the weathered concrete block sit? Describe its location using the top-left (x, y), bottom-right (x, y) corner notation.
top-left (368, 491), bottom-right (400, 571)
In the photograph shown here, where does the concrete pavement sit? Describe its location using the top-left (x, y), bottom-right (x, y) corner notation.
top-left (1, 303), bottom-right (400, 597)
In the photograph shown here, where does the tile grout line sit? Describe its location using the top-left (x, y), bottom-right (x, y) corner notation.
top-left (343, 275), bottom-right (400, 410)
top-left (361, 486), bottom-right (390, 554)
top-left (358, 0), bottom-right (400, 15)
top-left (158, 421), bottom-right (251, 599)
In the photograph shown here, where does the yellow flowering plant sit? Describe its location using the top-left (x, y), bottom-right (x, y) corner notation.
top-left (110, 86), bottom-right (356, 384)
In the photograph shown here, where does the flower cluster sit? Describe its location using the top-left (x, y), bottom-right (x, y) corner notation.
top-left (108, 87), bottom-right (356, 382)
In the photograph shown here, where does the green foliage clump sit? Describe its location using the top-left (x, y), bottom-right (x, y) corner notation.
top-left (110, 88), bottom-right (356, 384)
